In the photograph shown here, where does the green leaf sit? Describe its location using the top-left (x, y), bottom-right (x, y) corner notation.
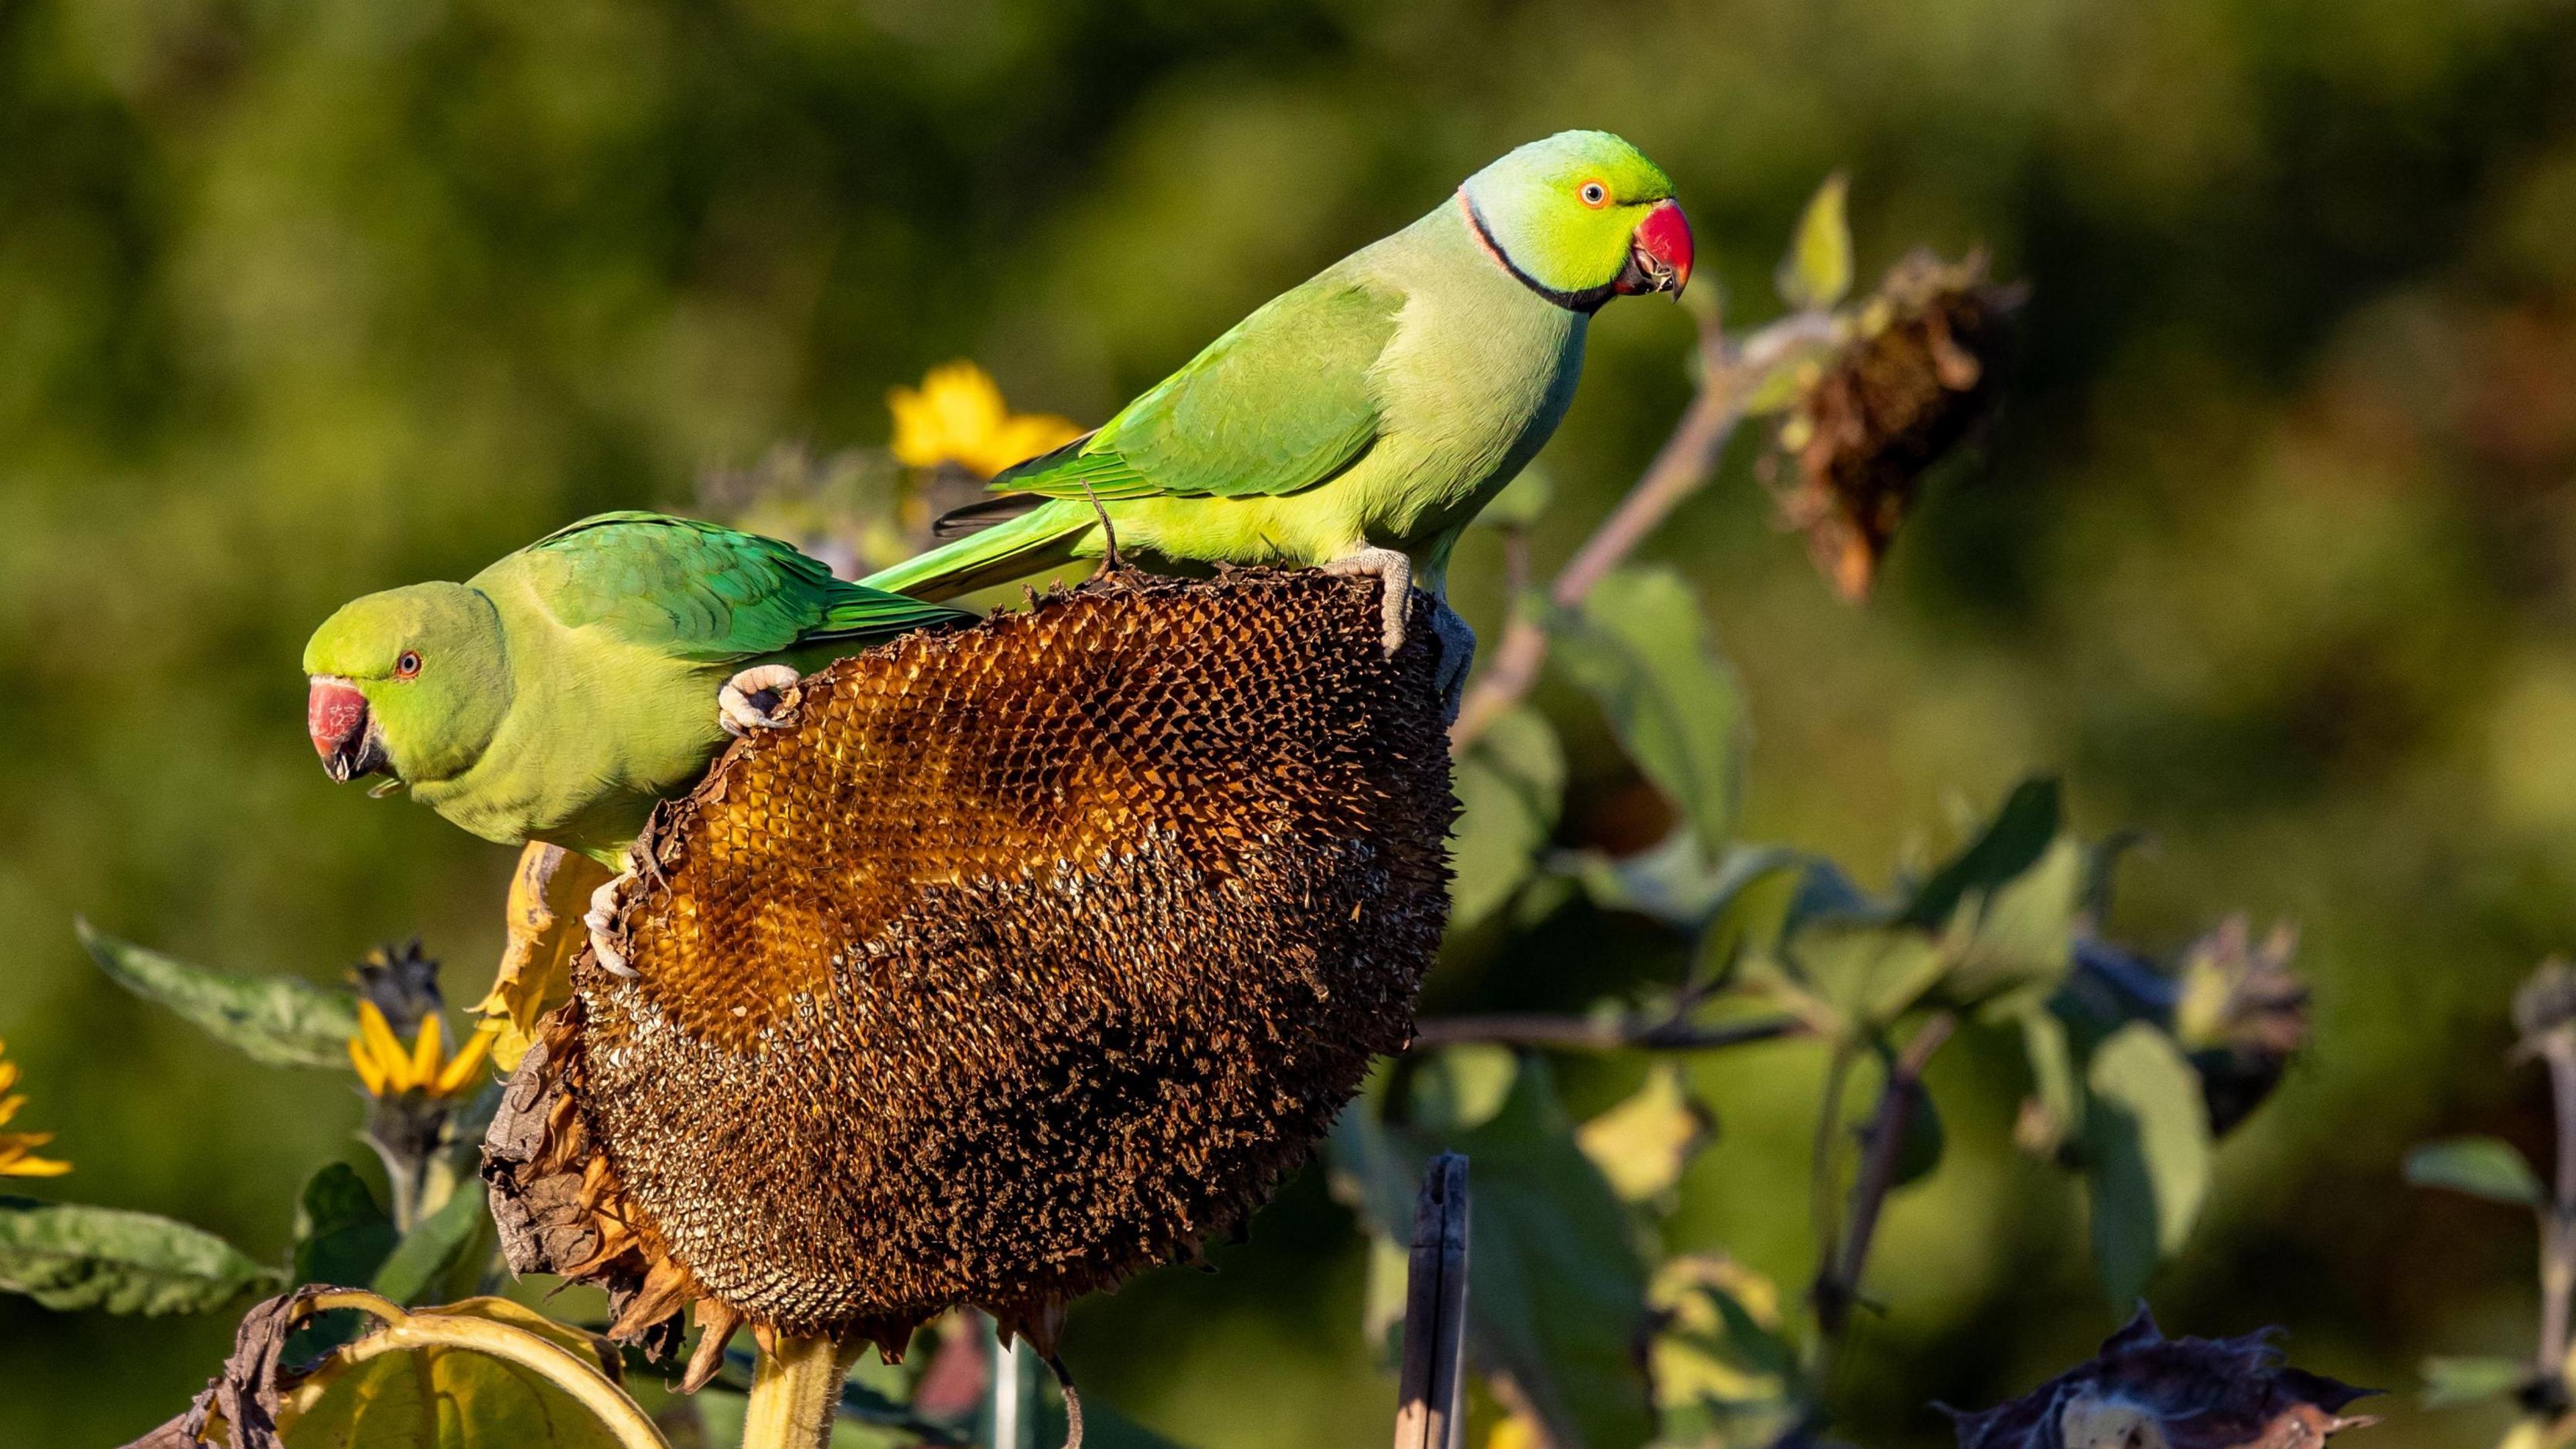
top-left (1407, 1045), bottom-right (1521, 1133)
top-left (2406, 1137), bottom-right (2547, 1209)
top-left (1452, 1061), bottom-right (1656, 1449)
top-left (1648, 1255), bottom-right (1802, 1446)
top-left (2017, 1004), bottom-right (2084, 1152)
top-left (373, 1180), bottom-right (493, 1306)
top-left (77, 918), bottom-right (359, 1070)
top-left (1937, 836), bottom-right (2085, 1017)
top-left (1774, 172), bottom-right (1852, 311)
top-left (1449, 707), bottom-right (1565, 932)
top-left (1330, 1062), bottom-right (1656, 1449)
top-left (2082, 1024), bottom-right (2213, 1304)
top-left (1898, 778), bottom-right (2060, 931)
top-left (2422, 1355), bottom-right (2532, 1409)
top-left (1690, 849), bottom-right (1811, 988)
top-left (1576, 1065), bottom-right (1711, 1202)
top-left (292, 1163), bottom-right (398, 1289)
top-left (1784, 857), bottom-right (1888, 932)
top-left (280, 1296), bottom-right (633, 1449)
top-left (1551, 567), bottom-right (1748, 855)
top-left (1561, 833), bottom-right (1802, 936)
top-left (1359, 1230), bottom-right (1411, 1368)
top-left (0, 1197), bottom-right (281, 1314)
top-left (1780, 922), bottom-right (1947, 1038)
top-left (1880, 1077), bottom-right (1945, 1191)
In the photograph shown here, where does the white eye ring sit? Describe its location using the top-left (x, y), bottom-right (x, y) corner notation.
top-left (1578, 181), bottom-right (1609, 207)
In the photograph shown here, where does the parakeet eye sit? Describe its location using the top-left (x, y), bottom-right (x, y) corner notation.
top-left (394, 651), bottom-right (422, 680)
top-left (1578, 180), bottom-right (1609, 208)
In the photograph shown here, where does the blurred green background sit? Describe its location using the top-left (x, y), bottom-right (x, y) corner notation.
top-left (7, 0), bottom-right (2576, 1442)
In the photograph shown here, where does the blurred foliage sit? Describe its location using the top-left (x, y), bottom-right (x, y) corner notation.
top-left (7, 0), bottom-right (2576, 1444)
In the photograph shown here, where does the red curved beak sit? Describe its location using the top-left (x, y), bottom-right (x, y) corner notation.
top-left (308, 677), bottom-right (383, 784)
top-left (1617, 198), bottom-right (1695, 298)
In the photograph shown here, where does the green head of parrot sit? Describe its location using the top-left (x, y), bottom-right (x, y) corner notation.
top-left (303, 582), bottom-right (512, 788)
top-left (1458, 130), bottom-right (1693, 309)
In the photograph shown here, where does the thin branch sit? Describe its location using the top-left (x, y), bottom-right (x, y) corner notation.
top-left (1813, 1012), bottom-right (1957, 1339)
top-left (2543, 1034), bottom-right (2576, 1371)
top-left (1449, 311), bottom-right (1836, 750)
top-left (1407, 1012), bottom-right (1808, 1053)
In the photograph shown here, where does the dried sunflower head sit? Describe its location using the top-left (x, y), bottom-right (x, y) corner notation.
top-left (1770, 250), bottom-right (2025, 600)
top-left (1946, 1308), bottom-right (2375, 1449)
top-left (2171, 918), bottom-right (2308, 1136)
top-left (485, 568), bottom-right (1455, 1386)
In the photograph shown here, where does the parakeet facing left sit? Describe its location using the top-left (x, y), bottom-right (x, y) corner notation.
top-left (302, 511), bottom-right (972, 864)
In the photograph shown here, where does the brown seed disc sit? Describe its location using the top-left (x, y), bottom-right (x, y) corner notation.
top-left (488, 568), bottom-right (1454, 1346)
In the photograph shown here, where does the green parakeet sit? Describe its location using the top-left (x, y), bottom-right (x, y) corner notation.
top-left (861, 129), bottom-right (1693, 686)
top-left (303, 511), bottom-right (971, 863)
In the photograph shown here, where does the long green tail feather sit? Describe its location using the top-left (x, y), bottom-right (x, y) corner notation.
top-left (861, 500), bottom-right (1093, 602)
top-left (803, 586), bottom-right (977, 644)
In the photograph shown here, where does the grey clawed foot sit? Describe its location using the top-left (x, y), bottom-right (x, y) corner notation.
top-left (584, 866), bottom-right (639, 980)
top-left (718, 664), bottom-right (804, 737)
top-left (1428, 600), bottom-right (1478, 725)
top-left (1322, 547), bottom-right (1413, 656)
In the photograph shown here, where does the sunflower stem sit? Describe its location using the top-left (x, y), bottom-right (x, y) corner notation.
top-left (743, 1332), bottom-right (857, 1449)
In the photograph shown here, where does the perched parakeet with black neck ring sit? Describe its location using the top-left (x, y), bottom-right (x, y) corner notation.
top-left (862, 129), bottom-right (1693, 706)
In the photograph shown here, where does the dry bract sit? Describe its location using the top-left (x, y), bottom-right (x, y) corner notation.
top-left (485, 568), bottom-right (1455, 1376)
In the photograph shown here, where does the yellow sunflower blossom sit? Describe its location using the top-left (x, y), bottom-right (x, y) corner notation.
top-left (347, 1002), bottom-right (494, 1101)
top-left (887, 361), bottom-right (1083, 479)
top-left (0, 1038), bottom-right (70, 1177)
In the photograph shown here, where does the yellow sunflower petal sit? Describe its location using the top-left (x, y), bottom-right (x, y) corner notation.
top-left (434, 1025), bottom-right (496, 1097)
top-left (356, 1000), bottom-right (414, 1093)
top-left (0, 1094), bottom-right (24, 1128)
top-left (973, 413), bottom-right (1084, 478)
top-left (886, 386), bottom-right (938, 467)
top-left (410, 1012), bottom-right (446, 1090)
top-left (0, 1132), bottom-right (71, 1177)
top-left (889, 361), bottom-right (1026, 473)
top-left (0, 1060), bottom-right (19, 1096)
top-left (347, 1034), bottom-right (388, 1097)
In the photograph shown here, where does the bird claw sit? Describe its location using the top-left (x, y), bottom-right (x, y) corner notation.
top-left (584, 868), bottom-right (639, 980)
top-left (1428, 601), bottom-right (1477, 724)
top-left (718, 665), bottom-right (804, 737)
top-left (1322, 547), bottom-right (1413, 656)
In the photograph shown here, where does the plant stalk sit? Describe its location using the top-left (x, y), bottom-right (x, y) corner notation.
top-left (1814, 1013), bottom-right (1956, 1341)
top-left (2542, 1034), bottom-right (2576, 1373)
top-left (743, 1332), bottom-right (858, 1449)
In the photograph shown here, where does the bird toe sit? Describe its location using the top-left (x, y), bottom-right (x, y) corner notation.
top-left (719, 664), bottom-right (804, 735)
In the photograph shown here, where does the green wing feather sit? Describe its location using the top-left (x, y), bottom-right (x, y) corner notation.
top-left (520, 511), bottom-right (968, 661)
top-left (991, 276), bottom-right (1403, 502)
